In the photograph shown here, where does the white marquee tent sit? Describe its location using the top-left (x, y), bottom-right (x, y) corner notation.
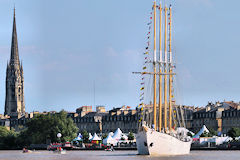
top-left (112, 128), bottom-right (128, 141)
top-left (103, 133), bottom-right (117, 145)
top-left (193, 125), bottom-right (209, 138)
top-left (89, 133), bottom-right (93, 140)
top-left (91, 133), bottom-right (101, 141)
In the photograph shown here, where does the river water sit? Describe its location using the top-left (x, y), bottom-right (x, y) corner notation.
top-left (0, 150), bottom-right (239, 160)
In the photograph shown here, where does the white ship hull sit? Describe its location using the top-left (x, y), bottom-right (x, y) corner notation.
top-left (136, 126), bottom-right (192, 156)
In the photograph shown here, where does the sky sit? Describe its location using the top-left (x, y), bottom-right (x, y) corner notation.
top-left (0, 0), bottom-right (240, 113)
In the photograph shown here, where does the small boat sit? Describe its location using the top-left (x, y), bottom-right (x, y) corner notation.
top-left (22, 148), bottom-right (32, 153)
top-left (53, 150), bottom-right (66, 154)
top-left (105, 148), bottom-right (114, 152)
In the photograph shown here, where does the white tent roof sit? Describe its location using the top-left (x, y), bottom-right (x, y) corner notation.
top-left (193, 125), bottom-right (209, 138)
top-left (91, 133), bottom-right (101, 141)
top-left (112, 128), bottom-right (123, 140)
top-left (73, 136), bottom-right (81, 141)
top-left (73, 133), bottom-right (82, 141)
top-left (103, 133), bottom-right (117, 145)
top-left (121, 133), bottom-right (128, 140)
top-left (109, 132), bottom-right (114, 137)
top-left (89, 133), bottom-right (93, 140)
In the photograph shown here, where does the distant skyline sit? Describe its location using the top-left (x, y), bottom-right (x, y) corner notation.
top-left (0, 0), bottom-right (240, 113)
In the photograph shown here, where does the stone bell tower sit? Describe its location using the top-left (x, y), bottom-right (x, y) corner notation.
top-left (4, 8), bottom-right (25, 117)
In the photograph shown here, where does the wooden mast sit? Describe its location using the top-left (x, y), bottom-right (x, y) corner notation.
top-left (153, 1), bottom-right (157, 130)
top-left (168, 6), bottom-right (172, 131)
top-left (164, 6), bottom-right (168, 131)
top-left (158, 2), bottom-right (162, 132)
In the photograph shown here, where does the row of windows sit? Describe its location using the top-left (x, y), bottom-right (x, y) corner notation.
top-left (222, 111), bottom-right (240, 117)
top-left (74, 117), bottom-right (96, 123)
top-left (102, 115), bottom-right (137, 121)
top-left (194, 112), bottom-right (216, 119)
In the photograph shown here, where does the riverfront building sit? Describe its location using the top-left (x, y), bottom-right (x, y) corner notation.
top-left (191, 101), bottom-right (240, 134)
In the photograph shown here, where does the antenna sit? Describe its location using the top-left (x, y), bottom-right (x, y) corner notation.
top-left (93, 81), bottom-right (95, 109)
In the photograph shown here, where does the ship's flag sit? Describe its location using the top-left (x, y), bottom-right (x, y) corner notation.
top-left (141, 107), bottom-right (143, 111)
top-left (143, 66), bottom-right (147, 70)
top-left (140, 82), bottom-right (144, 85)
top-left (144, 52), bottom-right (149, 55)
top-left (145, 57), bottom-right (147, 60)
top-left (140, 92), bottom-right (144, 97)
top-left (140, 97), bottom-right (144, 101)
top-left (146, 47), bottom-right (148, 50)
top-left (147, 22), bottom-right (152, 25)
top-left (147, 36), bottom-right (150, 39)
top-left (140, 87), bottom-right (144, 90)
top-left (142, 77), bottom-right (144, 80)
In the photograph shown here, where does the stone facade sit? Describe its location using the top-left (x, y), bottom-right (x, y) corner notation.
top-left (5, 9), bottom-right (25, 118)
top-left (191, 101), bottom-right (240, 134)
top-left (222, 103), bottom-right (240, 134)
top-left (102, 106), bottom-right (138, 133)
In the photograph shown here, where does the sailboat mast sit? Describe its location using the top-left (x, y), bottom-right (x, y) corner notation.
top-left (164, 6), bottom-right (168, 131)
top-left (158, 2), bottom-right (163, 132)
top-left (153, 1), bottom-right (157, 130)
top-left (168, 6), bottom-right (173, 131)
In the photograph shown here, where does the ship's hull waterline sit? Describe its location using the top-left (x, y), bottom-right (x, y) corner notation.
top-left (136, 126), bottom-right (192, 156)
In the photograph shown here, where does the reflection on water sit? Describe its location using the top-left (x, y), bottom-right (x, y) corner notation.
top-left (0, 150), bottom-right (240, 160)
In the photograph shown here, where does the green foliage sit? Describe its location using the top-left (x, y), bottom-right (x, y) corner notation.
top-left (228, 127), bottom-right (240, 140)
top-left (0, 126), bottom-right (18, 149)
top-left (200, 127), bottom-right (217, 137)
top-left (200, 131), bottom-right (209, 137)
top-left (208, 128), bottom-right (218, 137)
top-left (82, 130), bottom-right (89, 143)
top-left (102, 133), bottom-right (107, 139)
top-left (21, 110), bottom-right (78, 145)
top-left (128, 132), bottom-right (134, 141)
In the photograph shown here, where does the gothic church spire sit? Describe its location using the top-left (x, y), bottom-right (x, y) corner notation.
top-left (10, 7), bottom-right (20, 65)
top-left (5, 7), bottom-right (25, 117)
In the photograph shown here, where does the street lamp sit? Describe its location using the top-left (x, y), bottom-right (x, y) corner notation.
top-left (57, 133), bottom-right (62, 143)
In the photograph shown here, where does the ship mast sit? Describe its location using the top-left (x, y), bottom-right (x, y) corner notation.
top-left (164, 5), bottom-right (168, 132)
top-left (158, 2), bottom-right (162, 132)
top-left (153, 1), bottom-right (157, 131)
top-left (168, 6), bottom-right (173, 131)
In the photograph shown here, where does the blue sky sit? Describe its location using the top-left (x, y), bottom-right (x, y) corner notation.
top-left (0, 0), bottom-right (239, 113)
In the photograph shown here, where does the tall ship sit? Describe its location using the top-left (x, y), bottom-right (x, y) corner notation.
top-left (134, 0), bottom-right (192, 156)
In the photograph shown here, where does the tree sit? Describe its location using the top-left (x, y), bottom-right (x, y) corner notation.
top-left (208, 128), bottom-right (217, 137)
top-left (102, 133), bottom-right (107, 139)
top-left (82, 130), bottom-right (89, 143)
top-left (200, 131), bottom-right (209, 137)
top-left (200, 128), bottom-right (217, 137)
top-left (20, 110), bottom-right (78, 145)
top-left (128, 132), bottom-right (134, 141)
top-left (0, 126), bottom-right (17, 149)
top-left (228, 127), bottom-right (240, 140)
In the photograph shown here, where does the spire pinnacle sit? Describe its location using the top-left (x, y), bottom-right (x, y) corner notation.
top-left (14, 4), bottom-right (15, 17)
top-left (10, 6), bottom-right (20, 65)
